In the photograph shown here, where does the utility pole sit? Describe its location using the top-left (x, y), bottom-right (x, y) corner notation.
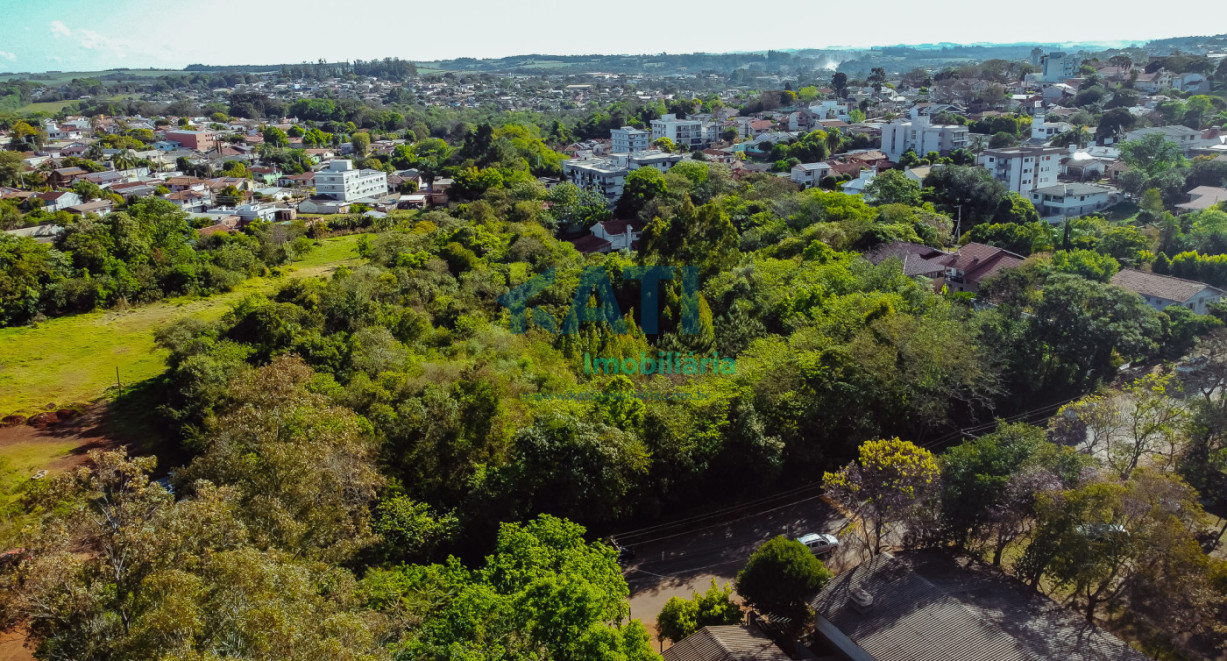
top-left (955, 204), bottom-right (963, 241)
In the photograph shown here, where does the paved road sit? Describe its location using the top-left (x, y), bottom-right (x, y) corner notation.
top-left (615, 484), bottom-right (855, 641)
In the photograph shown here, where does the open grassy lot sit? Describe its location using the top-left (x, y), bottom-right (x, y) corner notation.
top-left (0, 234), bottom-right (363, 418)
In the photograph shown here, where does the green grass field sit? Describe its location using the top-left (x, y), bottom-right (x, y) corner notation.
top-left (0, 234), bottom-right (363, 418)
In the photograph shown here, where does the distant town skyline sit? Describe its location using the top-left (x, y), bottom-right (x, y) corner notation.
top-left (0, 0), bottom-right (1223, 74)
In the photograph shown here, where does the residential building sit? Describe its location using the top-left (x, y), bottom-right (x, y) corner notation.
top-left (650, 114), bottom-right (719, 150)
top-left (590, 218), bottom-right (643, 252)
top-left (790, 162), bottom-right (832, 188)
top-left (810, 99), bottom-right (851, 121)
top-left (811, 551), bottom-right (1148, 661)
top-left (879, 110), bottom-right (969, 161)
top-left (1029, 114), bottom-right (1072, 143)
top-left (65, 200), bottom-right (115, 217)
top-left (1123, 125), bottom-right (1202, 153)
top-left (561, 151), bottom-right (683, 202)
top-left (314, 159), bottom-right (389, 202)
top-left (1134, 70), bottom-right (1175, 94)
top-left (1111, 269), bottom-right (1225, 314)
top-left (977, 146), bottom-right (1061, 194)
top-left (35, 190), bottom-right (82, 212)
top-left (842, 168), bottom-right (877, 195)
top-left (864, 240), bottom-right (951, 285)
top-left (1041, 51), bottom-right (1081, 83)
top-left (4, 223), bottom-right (64, 243)
top-left (48, 167), bottom-right (89, 188)
top-left (1173, 72), bottom-right (1210, 94)
top-left (164, 129), bottom-right (216, 152)
top-left (610, 126), bottom-right (651, 154)
top-left (661, 625), bottom-right (791, 661)
top-left (1031, 183), bottom-right (1117, 219)
top-left (943, 242), bottom-right (1024, 293)
top-left (1177, 185), bottom-right (1227, 213)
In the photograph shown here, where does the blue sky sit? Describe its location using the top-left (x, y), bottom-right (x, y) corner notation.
top-left (0, 0), bottom-right (1223, 73)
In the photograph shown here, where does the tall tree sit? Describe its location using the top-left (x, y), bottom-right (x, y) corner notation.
top-left (823, 438), bottom-right (940, 555)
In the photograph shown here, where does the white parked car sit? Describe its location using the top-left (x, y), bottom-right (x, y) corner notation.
top-left (796, 532), bottom-right (839, 555)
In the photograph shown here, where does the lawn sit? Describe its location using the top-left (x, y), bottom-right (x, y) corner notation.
top-left (16, 99), bottom-right (79, 114)
top-left (0, 234), bottom-right (363, 417)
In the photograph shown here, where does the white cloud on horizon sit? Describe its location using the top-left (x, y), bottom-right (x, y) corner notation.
top-left (0, 52), bottom-right (16, 62)
top-left (49, 20), bottom-right (71, 38)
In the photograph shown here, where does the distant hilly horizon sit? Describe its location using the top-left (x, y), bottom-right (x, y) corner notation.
top-left (4, 32), bottom-right (1224, 78)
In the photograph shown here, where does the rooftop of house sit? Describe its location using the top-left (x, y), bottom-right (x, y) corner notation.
top-left (567, 234), bottom-right (613, 254)
top-left (863, 240), bottom-right (950, 277)
top-left (1111, 268), bottom-right (1222, 303)
top-left (812, 551), bottom-right (1148, 661)
top-left (1176, 186), bottom-right (1227, 211)
top-left (1032, 183), bottom-right (1114, 197)
top-left (661, 625), bottom-right (791, 661)
top-left (597, 218), bottom-right (645, 235)
top-left (948, 242), bottom-right (1025, 282)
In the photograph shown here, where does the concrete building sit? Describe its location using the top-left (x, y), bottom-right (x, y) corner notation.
top-left (610, 126), bottom-right (651, 154)
top-left (1111, 269), bottom-right (1224, 315)
top-left (561, 151), bottom-right (683, 202)
top-left (879, 110), bottom-right (969, 161)
top-left (977, 146), bottom-right (1062, 194)
top-left (1123, 125), bottom-right (1202, 153)
top-left (650, 114), bottom-right (719, 150)
top-left (1041, 51), bottom-right (1081, 83)
top-left (1030, 183), bottom-right (1117, 219)
top-left (790, 162), bottom-right (833, 188)
top-left (1029, 114), bottom-right (1073, 143)
top-left (164, 130), bottom-right (215, 152)
top-left (314, 160), bottom-right (388, 202)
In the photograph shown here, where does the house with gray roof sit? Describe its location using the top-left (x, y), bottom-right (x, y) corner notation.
top-left (662, 625), bottom-right (791, 661)
top-left (1110, 268), bottom-right (1224, 315)
top-left (811, 551), bottom-right (1148, 661)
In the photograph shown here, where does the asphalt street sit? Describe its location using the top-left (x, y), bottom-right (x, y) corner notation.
top-left (615, 484), bottom-right (854, 640)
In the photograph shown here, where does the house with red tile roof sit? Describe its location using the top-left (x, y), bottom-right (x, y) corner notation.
top-left (944, 242), bottom-right (1024, 293)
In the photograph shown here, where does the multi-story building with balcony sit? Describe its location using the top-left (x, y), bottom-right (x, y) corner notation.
top-left (611, 126), bottom-right (651, 154)
top-left (561, 151), bottom-right (684, 202)
top-left (650, 114), bottom-right (719, 150)
top-left (879, 111), bottom-right (969, 161)
top-left (314, 159), bottom-right (388, 201)
top-left (977, 146), bottom-right (1062, 194)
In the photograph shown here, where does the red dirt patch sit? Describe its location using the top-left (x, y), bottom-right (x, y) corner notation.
top-left (0, 403), bottom-right (120, 473)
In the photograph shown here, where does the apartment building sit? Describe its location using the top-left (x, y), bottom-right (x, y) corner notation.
top-left (611, 126), bottom-right (651, 154)
top-left (650, 114), bottom-right (719, 150)
top-left (977, 146), bottom-right (1062, 194)
top-left (164, 130), bottom-right (215, 152)
top-left (879, 112), bottom-right (969, 161)
top-left (561, 151), bottom-right (683, 202)
top-left (314, 159), bottom-right (388, 202)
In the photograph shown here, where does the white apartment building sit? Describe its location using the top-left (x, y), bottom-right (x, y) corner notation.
top-left (650, 114), bottom-right (719, 150)
top-left (1041, 51), bottom-right (1081, 83)
top-left (611, 126), bottom-right (651, 154)
top-left (977, 146), bottom-right (1062, 194)
top-left (879, 111), bottom-right (969, 161)
top-left (1030, 114), bottom-right (1072, 143)
top-left (561, 151), bottom-right (683, 202)
top-left (314, 160), bottom-right (388, 202)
